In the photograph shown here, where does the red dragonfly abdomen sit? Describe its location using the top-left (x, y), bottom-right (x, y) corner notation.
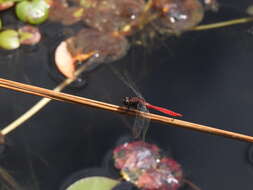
top-left (145, 103), bottom-right (183, 117)
top-left (123, 97), bottom-right (182, 117)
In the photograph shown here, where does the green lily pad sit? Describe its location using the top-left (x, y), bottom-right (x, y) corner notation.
top-left (66, 177), bottom-right (120, 190)
top-left (0, 0), bottom-right (24, 2)
top-left (0, 29), bottom-right (20, 50)
top-left (15, 0), bottom-right (50, 24)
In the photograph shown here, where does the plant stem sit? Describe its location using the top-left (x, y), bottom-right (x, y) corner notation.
top-left (1, 78), bottom-right (253, 143)
top-left (192, 17), bottom-right (253, 31)
top-left (1, 57), bottom-right (94, 136)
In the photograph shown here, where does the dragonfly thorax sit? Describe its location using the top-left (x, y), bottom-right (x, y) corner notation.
top-left (123, 96), bottom-right (146, 109)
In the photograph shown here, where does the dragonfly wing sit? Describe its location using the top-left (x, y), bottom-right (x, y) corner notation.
top-left (120, 72), bottom-right (150, 139)
top-left (109, 65), bottom-right (150, 139)
top-left (132, 103), bottom-right (150, 140)
top-left (122, 70), bottom-right (143, 98)
top-left (109, 65), bottom-right (143, 97)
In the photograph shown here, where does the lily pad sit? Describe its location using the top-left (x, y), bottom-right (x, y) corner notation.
top-left (15, 0), bottom-right (50, 24)
top-left (0, 29), bottom-right (20, 50)
top-left (66, 176), bottom-right (119, 190)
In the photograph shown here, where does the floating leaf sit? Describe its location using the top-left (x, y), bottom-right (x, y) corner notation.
top-left (0, 29), bottom-right (20, 50)
top-left (55, 40), bottom-right (75, 79)
top-left (66, 177), bottom-right (119, 190)
top-left (16, 0), bottom-right (50, 24)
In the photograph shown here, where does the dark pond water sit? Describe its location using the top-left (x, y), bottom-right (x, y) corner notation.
top-left (0, 0), bottom-right (253, 189)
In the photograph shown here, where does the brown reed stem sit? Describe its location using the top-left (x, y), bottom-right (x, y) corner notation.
top-left (0, 78), bottom-right (253, 143)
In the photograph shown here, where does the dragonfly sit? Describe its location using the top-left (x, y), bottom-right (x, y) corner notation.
top-left (110, 66), bottom-right (182, 140)
top-left (123, 97), bottom-right (182, 117)
top-left (122, 95), bottom-right (182, 140)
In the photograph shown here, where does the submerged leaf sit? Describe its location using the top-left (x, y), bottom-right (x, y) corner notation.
top-left (73, 8), bottom-right (84, 18)
top-left (18, 25), bottom-right (41, 45)
top-left (0, 1), bottom-right (14, 11)
top-left (247, 5), bottom-right (253, 15)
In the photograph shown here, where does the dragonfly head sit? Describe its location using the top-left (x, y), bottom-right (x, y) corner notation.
top-left (122, 97), bottom-right (130, 106)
